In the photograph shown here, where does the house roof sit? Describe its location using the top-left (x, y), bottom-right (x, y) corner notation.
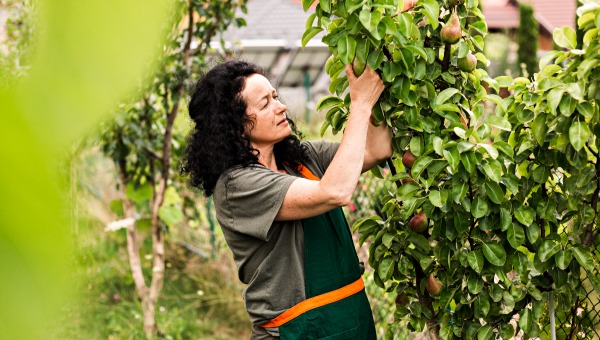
top-left (483, 0), bottom-right (576, 33)
top-left (527, 0), bottom-right (576, 33)
top-left (215, 0), bottom-right (329, 87)
top-left (220, 0), bottom-right (323, 46)
top-left (483, 0), bottom-right (520, 29)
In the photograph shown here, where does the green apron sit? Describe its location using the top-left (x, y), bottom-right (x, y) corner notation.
top-left (276, 206), bottom-right (377, 339)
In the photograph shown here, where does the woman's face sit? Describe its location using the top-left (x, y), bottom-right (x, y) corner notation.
top-left (241, 74), bottom-right (292, 149)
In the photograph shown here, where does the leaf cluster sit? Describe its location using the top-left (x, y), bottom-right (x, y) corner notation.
top-left (304, 0), bottom-right (600, 338)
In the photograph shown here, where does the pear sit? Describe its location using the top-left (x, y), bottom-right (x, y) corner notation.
top-left (395, 293), bottom-right (409, 306)
top-left (409, 211), bottom-right (428, 233)
top-left (457, 52), bottom-right (477, 72)
top-left (402, 150), bottom-right (417, 168)
top-left (425, 273), bottom-right (443, 296)
top-left (440, 11), bottom-right (461, 45)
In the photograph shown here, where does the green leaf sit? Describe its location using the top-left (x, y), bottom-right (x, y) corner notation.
top-left (412, 156), bottom-right (433, 178)
top-left (540, 64), bottom-right (562, 78)
top-left (514, 205), bottom-right (535, 226)
top-left (499, 324), bottom-right (514, 340)
top-left (482, 242), bottom-right (506, 266)
top-left (408, 233), bottom-right (431, 252)
top-left (478, 143), bottom-right (499, 159)
top-left (482, 159), bottom-right (502, 183)
top-left (158, 205), bottom-right (184, 226)
top-left (444, 147), bottom-right (460, 172)
top-left (396, 182), bottom-right (421, 201)
top-left (508, 224), bottom-right (525, 249)
top-left (477, 325), bottom-right (493, 340)
top-left (493, 141), bottom-right (514, 160)
top-left (527, 224), bottom-right (540, 244)
top-left (555, 249), bottom-right (572, 270)
top-left (359, 8), bottom-right (373, 31)
top-left (468, 250), bottom-right (484, 274)
top-left (409, 136), bottom-right (424, 156)
top-left (354, 216), bottom-right (383, 235)
top-left (500, 291), bottom-right (515, 314)
top-left (484, 181), bottom-right (504, 204)
top-left (571, 246), bottom-right (595, 271)
top-left (319, 0), bottom-right (332, 13)
top-left (420, 0), bottom-right (440, 29)
top-left (578, 59), bottom-right (599, 80)
top-left (539, 50), bottom-right (561, 69)
top-left (538, 240), bottom-right (561, 262)
top-left (500, 208), bottom-right (511, 231)
top-left (378, 257), bottom-right (395, 281)
top-left (433, 136), bottom-right (444, 156)
top-left (483, 94), bottom-right (507, 113)
top-left (495, 76), bottom-right (513, 87)
top-left (337, 34), bottom-right (357, 64)
top-left (553, 26), bottom-right (577, 49)
top-left (452, 182), bottom-right (468, 203)
top-left (316, 95), bottom-right (343, 112)
top-left (484, 116), bottom-right (511, 131)
top-left (577, 102), bottom-right (595, 119)
top-left (472, 196), bottom-right (489, 219)
top-left (433, 88), bottom-right (459, 109)
top-left (518, 308), bottom-right (532, 333)
top-left (382, 232), bottom-right (394, 248)
top-left (460, 152), bottom-right (476, 174)
top-left (429, 190), bottom-right (448, 208)
top-left (302, 27), bottom-right (323, 48)
top-left (547, 87), bottom-right (565, 115)
top-left (109, 199), bottom-right (124, 217)
top-left (531, 112), bottom-right (548, 146)
top-left (468, 276), bottom-right (484, 294)
top-left (302, 0), bottom-right (317, 12)
top-left (125, 182), bottom-right (153, 204)
top-left (569, 120), bottom-right (590, 151)
top-left (567, 82), bottom-right (583, 101)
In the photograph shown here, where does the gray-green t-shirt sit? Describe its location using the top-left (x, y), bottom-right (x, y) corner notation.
top-left (213, 140), bottom-right (340, 329)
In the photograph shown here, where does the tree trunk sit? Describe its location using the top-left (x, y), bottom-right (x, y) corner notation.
top-left (142, 296), bottom-right (157, 339)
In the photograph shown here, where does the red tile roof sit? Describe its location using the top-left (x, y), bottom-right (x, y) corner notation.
top-left (528, 0), bottom-right (576, 32)
top-left (483, 0), bottom-right (520, 29)
top-left (483, 0), bottom-right (576, 32)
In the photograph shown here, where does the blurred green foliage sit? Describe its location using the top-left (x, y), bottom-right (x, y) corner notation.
top-left (0, 0), bottom-right (172, 338)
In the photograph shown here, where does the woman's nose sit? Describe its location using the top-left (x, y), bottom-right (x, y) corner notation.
top-left (276, 100), bottom-right (287, 113)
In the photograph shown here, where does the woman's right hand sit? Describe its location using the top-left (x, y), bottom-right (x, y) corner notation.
top-left (346, 63), bottom-right (384, 114)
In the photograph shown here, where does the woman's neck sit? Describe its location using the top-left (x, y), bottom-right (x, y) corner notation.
top-left (255, 144), bottom-right (278, 170)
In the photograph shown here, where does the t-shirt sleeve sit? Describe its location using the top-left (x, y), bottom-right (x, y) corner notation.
top-left (214, 166), bottom-right (298, 241)
top-left (304, 140), bottom-right (340, 174)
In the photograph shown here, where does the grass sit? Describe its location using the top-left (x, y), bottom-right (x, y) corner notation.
top-left (51, 149), bottom-right (251, 339)
top-left (51, 215), bottom-right (251, 339)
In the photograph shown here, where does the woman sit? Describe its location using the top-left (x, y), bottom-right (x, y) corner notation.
top-left (183, 60), bottom-right (392, 339)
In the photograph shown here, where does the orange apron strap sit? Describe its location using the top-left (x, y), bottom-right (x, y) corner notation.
top-left (296, 164), bottom-right (320, 181)
top-left (260, 277), bottom-right (364, 329)
top-left (257, 161), bottom-right (320, 181)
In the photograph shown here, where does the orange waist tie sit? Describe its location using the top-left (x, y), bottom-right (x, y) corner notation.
top-left (260, 277), bottom-right (364, 328)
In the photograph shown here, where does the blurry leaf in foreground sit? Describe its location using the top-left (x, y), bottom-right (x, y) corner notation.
top-left (0, 0), bottom-right (172, 339)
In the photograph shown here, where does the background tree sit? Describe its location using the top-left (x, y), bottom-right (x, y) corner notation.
top-left (304, 0), bottom-right (600, 338)
top-left (99, 0), bottom-right (247, 338)
top-left (517, 3), bottom-right (538, 77)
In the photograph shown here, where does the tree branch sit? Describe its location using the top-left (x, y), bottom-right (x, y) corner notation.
top-left (568, 297), bottom-right (580, 340)
top-left (583, 158), bottom-right (600, 246)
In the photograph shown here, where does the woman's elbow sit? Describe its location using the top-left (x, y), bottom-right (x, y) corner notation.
top-left (326, 188), bottom-right (353, 207)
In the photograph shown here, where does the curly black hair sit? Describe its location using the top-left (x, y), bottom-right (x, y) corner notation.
top-left (183, 60), bottom-right (308, 196)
